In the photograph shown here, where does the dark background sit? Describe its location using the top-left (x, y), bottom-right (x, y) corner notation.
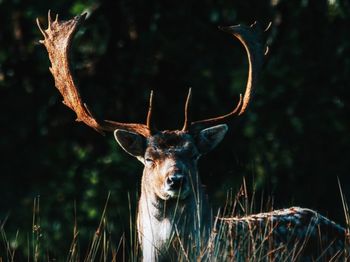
top-left (1, 0), bottom-right (350, 258)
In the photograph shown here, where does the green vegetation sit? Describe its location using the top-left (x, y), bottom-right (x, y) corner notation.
top-left (1, 182), bottom-right (349, 261)
top-left (1, 0), bottom-right (350, 259)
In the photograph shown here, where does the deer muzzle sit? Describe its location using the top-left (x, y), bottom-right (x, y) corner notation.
top-left (166, 173), bottom-right (186, 190)
top-left (163, 166), bottom-right (190, 199)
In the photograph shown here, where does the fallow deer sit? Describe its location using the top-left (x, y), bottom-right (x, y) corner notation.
top-left (37, 11), bottom-right (348, 261)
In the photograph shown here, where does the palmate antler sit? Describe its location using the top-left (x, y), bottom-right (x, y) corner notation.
top-left (37, 11), bottom-right (265, 136)
top-left (36, 11), bottom-right (153, 137)
top-left (183, 22), bottom-right (265, 133)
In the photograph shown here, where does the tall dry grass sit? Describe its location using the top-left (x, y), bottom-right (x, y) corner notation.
top-left (1, 181), bottom-right (349, 261)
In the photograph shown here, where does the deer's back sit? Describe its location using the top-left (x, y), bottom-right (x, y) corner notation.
top-left (218, 207), bottom-right (348, 260)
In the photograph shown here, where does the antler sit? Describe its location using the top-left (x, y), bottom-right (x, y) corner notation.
top-left (36, 11), bottom-right (152, 137)
top-left (184, 22), bottom-right (265, 133)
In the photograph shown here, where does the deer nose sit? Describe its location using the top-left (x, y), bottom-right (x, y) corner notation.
top-left (166, 174), bottom-right (186, 190)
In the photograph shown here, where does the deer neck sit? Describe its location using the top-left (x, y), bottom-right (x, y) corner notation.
top-left (137, 172), bottom-right (211, 261)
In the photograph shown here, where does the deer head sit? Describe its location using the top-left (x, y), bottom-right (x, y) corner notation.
top-left (115, 126), bottom-right (228, 201)
top-left (37, 11), bottom-right (265, 260)
top-left (36, 11), bottom-right (264, 200)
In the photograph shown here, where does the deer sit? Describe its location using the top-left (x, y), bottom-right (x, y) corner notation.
top-left (37, 11), bottom-right (349, 261)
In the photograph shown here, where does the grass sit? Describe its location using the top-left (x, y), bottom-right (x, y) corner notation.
top-left (0, 181), bottom-right (349, 261)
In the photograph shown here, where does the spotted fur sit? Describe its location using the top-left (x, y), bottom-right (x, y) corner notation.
top-left (219, 207), bottom-right (349, 260)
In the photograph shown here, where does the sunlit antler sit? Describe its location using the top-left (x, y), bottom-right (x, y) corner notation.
top-left (185, 22), bottom-right (265, 133)
top-left (181, 88), bottom-right (192, 131)
top-left (36, 11), bottom-right (152, 137)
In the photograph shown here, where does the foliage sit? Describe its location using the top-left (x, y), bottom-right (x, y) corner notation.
top-left (1, 0), bottom-right (350, 258)
top-left (1, 183), bottom-right (349, 261)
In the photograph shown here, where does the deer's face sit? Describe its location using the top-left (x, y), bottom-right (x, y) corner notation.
top-left (114, 124), bottom-right (228, 200)
top-left (142, 131), bottom-right (199, 200)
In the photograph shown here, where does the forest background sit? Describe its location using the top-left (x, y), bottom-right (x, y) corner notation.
top-left (1, 0), bottom-right (350, 257)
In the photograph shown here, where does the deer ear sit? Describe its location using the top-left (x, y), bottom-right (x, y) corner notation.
top-left (196, 124), bottom-right (228, 154)
top-left (114, 129), bottom-right (146, 159)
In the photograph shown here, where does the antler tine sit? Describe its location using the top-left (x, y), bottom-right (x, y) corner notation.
top-left (146, 90), bottom-right (154, 132)
top-left (182, 88), bottom-right (192, 131)
top-left (37, 11), bottom-right (151, 137)
top-left (47, 10), bottom-right (53, 29)
top-left (189, 22), bottom-right (265, 133)
top-left (36, 18), bottom-right (47, 39)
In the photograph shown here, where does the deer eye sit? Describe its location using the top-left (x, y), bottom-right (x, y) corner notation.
top-left (145, 158), bottom-right (154, 165)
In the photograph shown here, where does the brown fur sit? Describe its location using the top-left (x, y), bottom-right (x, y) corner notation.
top-left (135, 131), bottom-right (211, 261)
